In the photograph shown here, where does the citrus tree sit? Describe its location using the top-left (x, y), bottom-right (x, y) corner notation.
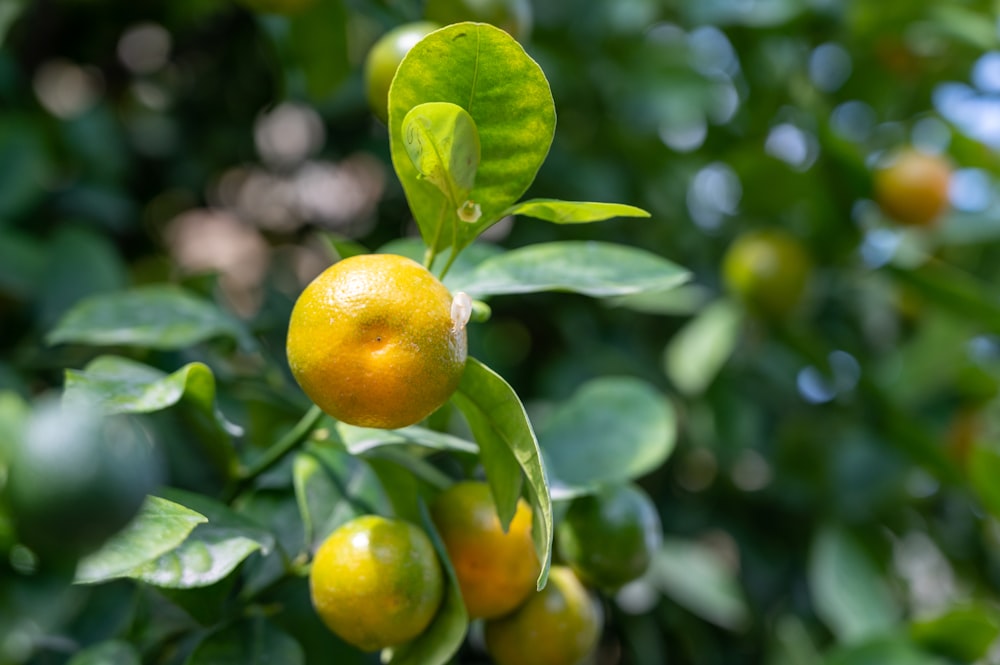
top-left (3, 1), bottom-right (1000, 664)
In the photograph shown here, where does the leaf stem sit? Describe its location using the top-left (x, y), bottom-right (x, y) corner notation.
top-left (226, 404), bottom-right (324, 500)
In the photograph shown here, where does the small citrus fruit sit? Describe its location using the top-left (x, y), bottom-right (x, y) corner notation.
top-left (430, 481), bottom-right (539, 619)
top-left (309, 515), bottom-right (444, 651)
top-left (873, 149), bottom-right (952, 227)
top-left (557, 482), bottom-right (662, 591)
top-left (424, 0), bottom-right (532, 41)
top-left (484, 566), bottom-right (602, 665)
top-left (286, 253), bottom-right (468, 430)
top-left (363, 22), bottom-right (439, 124)
top-left (722, 229), bottom-right (811, 318)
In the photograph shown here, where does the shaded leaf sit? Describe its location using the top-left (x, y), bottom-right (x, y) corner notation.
top-left (186, 617), bottom-right (305, 665)
top-left (455, 241), bottom-right (690, 299)
top-left (75, 496), bottom-right (206, 584)
top-left (649, 538), bottom-right (749, 631)
top-left (823, 636), bottom-right (946, 665)
top-left (539, 377), bottom-right (676, 493)
top-left (506, 198), bottom-right (650, 224)
top-left (809, 526), bottom-right (899, 643)
top-left (286, 0), bottom-right (349, 99)
top-left (910, 603), bottom-right (1000, 663)
top-left (664, 299), bottom-right (743, 395)
top-left (67, 640), bottom-right (140, 665)
top-left (389, 23), bottom-right (555, 252)
top-left (451, 357), bottom-right (552, 588)
top-left (47, 285), bottom-right (252, 351)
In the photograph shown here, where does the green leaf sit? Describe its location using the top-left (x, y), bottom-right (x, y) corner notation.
top-left (451, 357), bottom-right (553, 589)
top-left (886, 262), bottom-right (1000, 335)
top-left (186, 617), bottom-right (305, 665)
top-left (384, 503), bottom-right (468, 665)
top-left (286, 0), bottom-right (349, 99)
top-left (454, 241), bottom-right (690, 299)
top-left (539, 377), bottom-right (676, 494)
top-left (64, 355), bottom-right (240, 478)
top-left (608, 283), bottom-right (712, 316)
top-left (505, 198), bottom-right (651, 224)
top-left (403, 102), bottom-right (481, 208)
top-left (664, 299), bottom-right (743, 396)
top-left (823, 637), bottom-right (946, 665)
top-left (970, 445), bottom-right (1000, 519)
top-left (649, 538), bottom-right (749, 631)
top-left (336, 423), bottom-right (478, 456)
top-left (47, 285), bottom-right (252, 351)
top-left (67, 640), bottom-right (141, 665)
top-left (75, 496), bottom-right (207, 584)
top-left (388, 22), bottom-right (555, 253)
top-left (126, 489), bottom-right (274, 589)
top-left (809, 526), bottom-right (899, 643)
top-left (910, 603), bottom-right (1000, 663)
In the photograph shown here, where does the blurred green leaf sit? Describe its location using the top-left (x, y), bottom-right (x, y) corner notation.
top-left (608, 283), bottom-right (712, 316)
top-left (886, 261), bottom-right (1000, 334)
top-left (67, 640), bottom-right (141, 665)
top-left (505, 199), bottom-right (651, 224)
top-left (0, 116), bottom-right (51, 219)
top-left (454, 241), bottom-right (690, 298)
top-left (969, 444), bottom-right (1000, 519)
top-left (388, 22), bottom-right (555, 253)
top-left (910, 603), bottom-right (1000, 663)
top-left (0, 230), bottom-right (44, 300)
top-left (187, 617), bottom-right (305, 665)
top-left (336, 423), bottom-right (477, 456)
top-left (649, 538), bottom-right (749, 631)
top-left (452, 357), bottom-right (553, 589)
top-left (47, 285), bottom-right (253, 351)
top-left (823, 636), bottom-right (946, 665)
top-left (286, 0), bottom-right (349, 99)
top-left (929, 5), bottom-right (998, 49)
top-left (809, 526), bottom-right (899, 644)
top-left (384, 502), bottom-right (468, 665)
top-left (664, 299), bottom-right (743, 396)
top-left (127, 489), bottom-right (273, 589)
top-left (75, 496), bottom-right (206, 584)
top-left (539, 377), bottom-right (676, 493)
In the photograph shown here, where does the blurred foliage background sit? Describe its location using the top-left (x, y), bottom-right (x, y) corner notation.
top-left (5, 0), bottom-right (1000, 663)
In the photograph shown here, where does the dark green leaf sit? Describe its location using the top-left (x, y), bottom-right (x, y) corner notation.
top-left (910, 603), bottom-right (1000, 662)
top-left (809, 526), bottom-right (899, 643)
top-left (75, 496), bottom-right (206, 584)
top-left (186, 617), bottom-right (305, 665)
top-left (451, 357), bottom-right (552, 588)
top-left (388, 22), bottom-right (555, 252)
top-left (47, 285), bottom-right (252, 351)
top-left (67, 640), bottom-right (141, 665)
top-left (649, 538), bottom-right (749, 631)
top-left (455, 241), bottom-right (690, 299)
top-left (286, 0), bottom-right (349, 99)
top-left (664, 299), bottom-right (743, 395)
top-left (970, 445), bottom-right (1000, 519)
top-left (823, 636), bottom-right (946, 665)
top-left (539, 377), bottom-right (676, 493)
top-left (886, 261), bottom-right (1000, 335)
top-left (505, 198), bottom-right (650, 224)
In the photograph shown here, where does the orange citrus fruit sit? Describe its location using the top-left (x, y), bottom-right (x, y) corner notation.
top-left (309, 515), bottom-right (444, 651)
top-left (722, 229), bottom-right (811, 318)
top-left (286, 253), bottom-right (468, 430)
top-left (430, 481), bottom-right (539, 619)
top-left (873, 149), bottom-right (952, 227)
top-left (484, 566), bottom-right (603, 665)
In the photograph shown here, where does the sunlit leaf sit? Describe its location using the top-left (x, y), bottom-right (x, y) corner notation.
top-left (664, 299), bottom-right (743, 395)
top-left (402, 102), bottom-right (480, 208)
top-left (505, 198), bottom-right (650, 224)
top-left (910, 603), bottom-right (1000, 663)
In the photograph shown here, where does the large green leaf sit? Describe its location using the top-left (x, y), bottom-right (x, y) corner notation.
top-left (388, 22), bottom-right (555, 253)
top-left (454, 241), bottom-right (690, 299)
top-left (809, 526), bottom-right (899, 643)
top-left (505, 199), bottom-right (651, 224)
top-left (126, 489), bottom-right (274, 589)
top-left (75, 496), bottom-right (206, 584)
top-left (47, 285), bottom-right (252, 351)
top-left (67, 640), bottom-right (141, 665)
top-left (186, 618), bottom-right (305, 665)
top-left (451, 357), bottom-right (552, 588)
top-left (384, 503), bottom-right (468, 665)
top-left (823, 637), bottom-right (946, 665)
top-left (649, 538), bottom-right (749, 631)
top-left (539, 377), bottom-right (676, 494)
top-left (64, 355), bottom-right (240, 478)
top-left (910, 603), bottom-right (1000, 663)
top-left (664, 299), bottom-right (743, 396)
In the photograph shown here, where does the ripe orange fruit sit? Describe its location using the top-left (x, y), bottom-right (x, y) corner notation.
top-left (557, 482), bottom-right (662, 591)
top-left (363, 22), bottom-right (439, 124)
top-left (722, 229), bottom-right (812, 318)
top-left (286, 253), bottom-right (468, 430)
top-left (484, 566), bottom-right (603, 665)
top-left (309, 515), bottom-right (444, 651)
top-left (873, 149), bottom-right (952, 227)
top-left (430, 481), bottom-right (539, 619)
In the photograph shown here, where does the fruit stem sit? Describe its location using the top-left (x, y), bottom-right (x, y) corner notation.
top-left (226, 404), bottom-right (324, 500)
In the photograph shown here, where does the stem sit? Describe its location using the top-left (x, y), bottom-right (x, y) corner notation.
top-left (226, 404), bottom-right (324, 500)
top-left (438, 244), bottom-right (461, 280)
